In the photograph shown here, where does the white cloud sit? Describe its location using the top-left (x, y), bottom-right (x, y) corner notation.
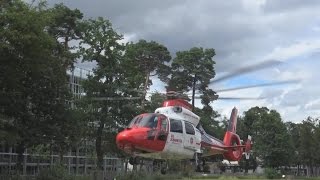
top-left (305, 99), bottom-right (320, 110)
top-left (241, 0), bottom-right (266, 14)
top-left (264, 39), bottom-right (320, 62)
top-left (43, 0), bottom-right (320, 123)
top-left (213, 39), bottom-right (320, 122)
top-left (118, 33), bottom-right (138, 44)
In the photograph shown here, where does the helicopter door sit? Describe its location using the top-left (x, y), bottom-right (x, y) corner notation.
top-left (156, 115), bottom-right (169, 141)
top-left (183, 121), bottom-right (196, 151)
top-left (144, 114), bottom-right (168, 151)
top-left (168, 119), bottom-right (184, 153)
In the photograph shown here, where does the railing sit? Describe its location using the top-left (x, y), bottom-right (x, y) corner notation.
top-left (0, 152), bottom-right (124, 177)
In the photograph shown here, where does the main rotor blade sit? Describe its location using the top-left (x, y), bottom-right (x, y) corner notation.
top-left (193, 96), bottom-right (264, 100)
top-left (210, 60), bottom-right (282, 84)
top-left (216, 79), bottom-right (300, 93)
top-left (217, 97), bottom-right (265, 100)
top-left (90, 97), bottom-right (141, 101)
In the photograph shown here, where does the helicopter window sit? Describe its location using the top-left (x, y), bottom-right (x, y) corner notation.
top-left (185, 122), bottom-right (195, 135)
top-left (128, 114), bottom-right (158, 128)
top-left (128, 115), bottom-right (142, 127)
top-left (160, 119), bottom-right (168, 131)
top-left (146, 116), bottom-right (158, 128)
top-left (170, 119), bottom-right (183, 133)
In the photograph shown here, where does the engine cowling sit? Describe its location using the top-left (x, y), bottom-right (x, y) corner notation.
top-left (223, 131), bottom-right (243, 161)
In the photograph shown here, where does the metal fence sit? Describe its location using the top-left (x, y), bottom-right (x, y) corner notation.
top-left (0, 151), bottom-right (124, 179)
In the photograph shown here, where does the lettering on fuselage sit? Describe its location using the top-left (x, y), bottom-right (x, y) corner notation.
top-left (170, 134), bottom-right (182, 144)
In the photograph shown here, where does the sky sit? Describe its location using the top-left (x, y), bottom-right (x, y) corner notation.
top-left (43, 0), bottom-right (320, 122)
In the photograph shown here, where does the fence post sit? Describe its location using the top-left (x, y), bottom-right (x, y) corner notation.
top-left (9, 148), bottom-right (12, 174)
top-left (23, 149), bottom-right (27, 175)
top-left (76, 147), bottom-right (79, 175)
top-left (68, 150), bottom-right (71, 174)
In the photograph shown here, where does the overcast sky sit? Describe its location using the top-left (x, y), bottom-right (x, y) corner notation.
top-left (45, 0), bottom-right (320, 122)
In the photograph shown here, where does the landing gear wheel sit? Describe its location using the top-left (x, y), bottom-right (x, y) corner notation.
top-left (129, 157), bottom-right (134, 165)
top-left (194, 153), bottom-right (203, 172)
top-left (152, 160), bottom-right (160, 172)
top-left (160, 160), bottom-right (168, 175)
top-left (160, 167), bottom-right (167, 175)
top-left (129, 157), bottom-right (139, 165)
top-left (196, 164), bottom-right (202, 172)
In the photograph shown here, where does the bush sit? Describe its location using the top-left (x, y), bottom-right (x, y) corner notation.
top-left (115, 171), bottom-right (147, 180)
top-left (203, 164), bottom-right (211, 173)
top-left (36, 165), bottom-right (72, 180)
top-left (237, 175), bottom-right (266, 179)
top-left (115, 171), bottom-right (183, 180)
top-left (264, 167), bottom-right (281, 179)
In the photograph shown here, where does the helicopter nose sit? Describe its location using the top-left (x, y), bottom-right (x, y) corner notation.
top-left (116, 131), bottom-right (129, 148)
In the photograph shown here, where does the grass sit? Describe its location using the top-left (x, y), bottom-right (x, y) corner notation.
top-left (186, 175), bottom-right (267, 180)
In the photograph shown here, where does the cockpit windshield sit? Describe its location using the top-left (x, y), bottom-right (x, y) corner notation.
top-left (128, 113), bottom-right (158, 128)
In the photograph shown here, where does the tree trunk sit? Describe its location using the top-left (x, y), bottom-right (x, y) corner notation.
top-left (244, 159), bottom-right (249, 173)
top-left (191, 75), bottom-right (197, 111)
top-left (96, 120), bottom-right (105, 170)
top-left (16, 142), bottom-right (25, 175)
top-left (58, 145), bottom-right (65, 165)
top-left (63, 30), bottom-right (70, 69)
top-left (125, 159), bottom-right (128, 173)
top-left (141, 72), bottom-right (150, 108)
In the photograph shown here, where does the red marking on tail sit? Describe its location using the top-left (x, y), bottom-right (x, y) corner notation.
top-left (223, 107), bottom-right (243, 161)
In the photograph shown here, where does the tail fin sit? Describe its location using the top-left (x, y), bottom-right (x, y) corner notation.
top-left (223, 107), bottom-right (242, 161)
top-left (227, 107), bottom-right (238, 133)
top-left (223, 107), bottom-right (253, 161)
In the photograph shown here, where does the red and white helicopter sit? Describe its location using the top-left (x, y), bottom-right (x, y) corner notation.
top-left (116, 91), bottom-right (252, 172)
top-left (113, 60), bottom-right (300, 173)
top-left (83, 60), bottom-right (297, 173)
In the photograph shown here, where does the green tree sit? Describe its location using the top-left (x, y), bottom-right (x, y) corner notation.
top-left (194, 107), bottom-right (223, 139)
top-left (242, 107), bottom-right (294, 168)
top-left (285, 122), bottom-right (301, 167)
top-left (145, 92), bottom-right (167, 112)
top-left (45, 3), bottom-right (87, 163)
top-left (79, 17), bottom-right (141, 169)
top-left (239, 154), bottom-right (258, 173)
top-left (314, 118), bottom-right (320, 176)
top-left (0, 0), bottom-right (71, 172)
top-left (124, 40), bottom-right (171, 106)
top-left (167, 47), bottom-right (216, 110)
top-left (47, 3), bottom-right (83, 68)
top-left (298, 117), bottom-right (318, 176)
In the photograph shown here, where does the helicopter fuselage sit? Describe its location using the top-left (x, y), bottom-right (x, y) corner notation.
top-left (116, 106), bottom-right (202, 160)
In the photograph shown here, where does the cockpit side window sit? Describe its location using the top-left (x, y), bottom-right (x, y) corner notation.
top-left (170, 119), bottom-right (183, 133)
top-left (146, 116), bottom-right (158, 128)
top-left (160, 118), bottom-right (167, 131)
top-left (185, 122), bottom-right (195, 135)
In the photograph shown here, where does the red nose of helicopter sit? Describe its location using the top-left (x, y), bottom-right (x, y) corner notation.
top-left (116, 127), bottom-right (147, 153)
top-left (116, 129), bottom-right (130, 150)
top-left (116, 113), bottom-right (168, 154)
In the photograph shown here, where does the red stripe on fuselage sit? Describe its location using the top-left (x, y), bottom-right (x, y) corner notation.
top-left (201, 141), bottom-right (228, 156)
top-left (162, 99), bottom-right (192, 110)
